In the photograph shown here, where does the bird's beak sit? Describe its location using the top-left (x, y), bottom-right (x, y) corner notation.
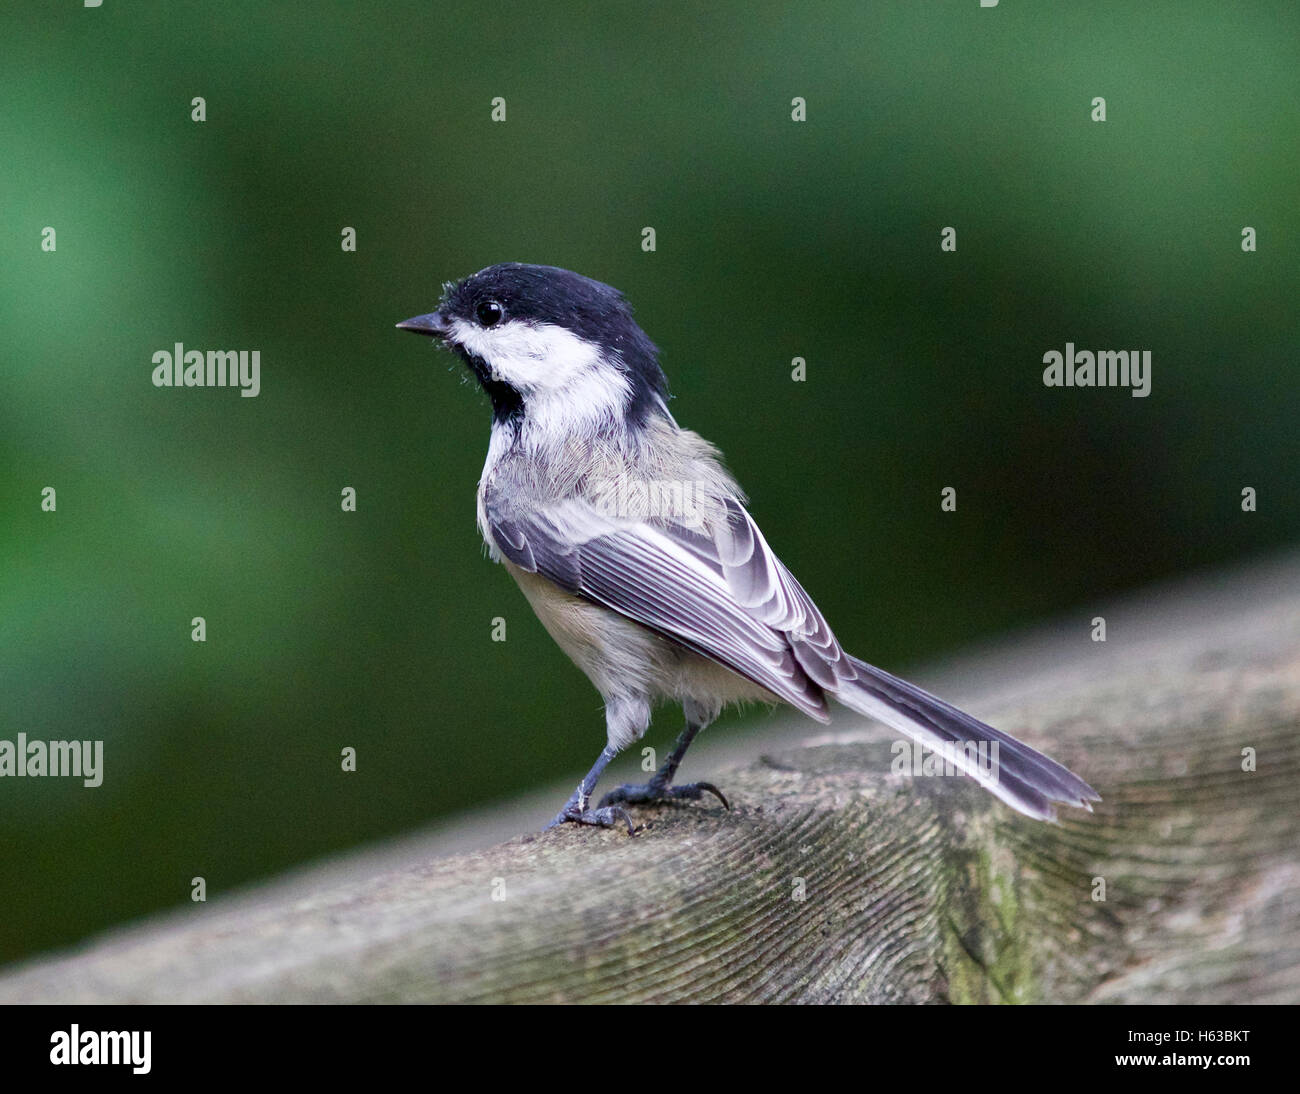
top-left (396, 310), bottom-right (452, 339)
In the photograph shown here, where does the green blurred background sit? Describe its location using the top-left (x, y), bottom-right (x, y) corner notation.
top-left (1, 1), bottom-right (1296, 967)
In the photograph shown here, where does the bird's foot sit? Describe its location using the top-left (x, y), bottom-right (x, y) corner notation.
top-left (598, 776), bottom-right (730, 811)
top-left (545, 802), bottom-right (636, 835)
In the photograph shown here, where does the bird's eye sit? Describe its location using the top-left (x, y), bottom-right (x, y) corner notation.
top-left (476, 300), bottom-right (504, 327)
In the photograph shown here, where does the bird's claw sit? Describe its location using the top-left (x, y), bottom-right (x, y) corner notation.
top-left (545, 803), bottom-right (636, 835)
top-left (598, 779), bottom-right (730, 811)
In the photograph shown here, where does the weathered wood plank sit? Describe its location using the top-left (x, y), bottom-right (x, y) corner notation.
top-left (2, 558), bottom-right (1298, 1003)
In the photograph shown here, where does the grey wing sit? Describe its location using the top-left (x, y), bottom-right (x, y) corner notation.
top-left (486, 497), bottom-right (831, 721)
top-left (491, 495), bottom-right (1101, 820)
top-left (711, 496), bottom-right (859, 692)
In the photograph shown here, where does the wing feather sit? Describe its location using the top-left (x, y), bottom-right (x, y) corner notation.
top-left (486, 493), bottom-right (1100, 820)
top-left (486, 497), bottom-right (830, 720)
top-left (712, 497), bottom-right (856, 690)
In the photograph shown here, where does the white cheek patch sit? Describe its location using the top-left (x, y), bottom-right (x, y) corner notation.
top-left (450, 317), bottom-right (632, 430)
top-left (450, 318), bottom-right (602, 392)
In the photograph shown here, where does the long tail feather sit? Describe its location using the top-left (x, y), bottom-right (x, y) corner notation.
top-left (834, 655), bottom-right (1100, 820)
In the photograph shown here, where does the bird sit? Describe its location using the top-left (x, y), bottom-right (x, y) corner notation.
top-left (398, 263), bottom-right (1100, 834)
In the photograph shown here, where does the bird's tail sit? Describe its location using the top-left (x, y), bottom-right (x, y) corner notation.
top-left (833, 655), bottom-right (1100, 820)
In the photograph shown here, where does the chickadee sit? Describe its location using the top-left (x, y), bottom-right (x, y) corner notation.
top-left (399, 263), bottom-right (1099, 833)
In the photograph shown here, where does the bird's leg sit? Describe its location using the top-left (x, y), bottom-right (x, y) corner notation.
top-left (597, 719), bottom-right (729, 811)
top-left (546, 745), bottom-right (635, 834)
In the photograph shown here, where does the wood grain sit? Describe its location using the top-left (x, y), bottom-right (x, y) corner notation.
top-left (2, 558), bottom-right (1298, 1003)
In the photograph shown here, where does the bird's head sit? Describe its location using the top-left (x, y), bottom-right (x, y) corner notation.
top-left (398, 263), bottom-right (669, 429)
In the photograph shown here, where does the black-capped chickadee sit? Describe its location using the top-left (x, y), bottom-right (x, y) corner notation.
top-left (399, 263), bottom-right (1099, 833)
